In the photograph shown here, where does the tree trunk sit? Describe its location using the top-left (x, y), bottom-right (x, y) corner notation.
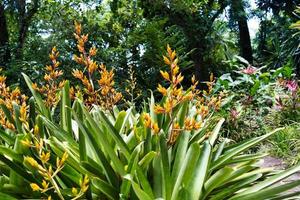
top-left (0, 2), bottom-right (10, 66)
top-left (15, 0), bottom-right (39, 59)
top-left (232, 0), bottom-right (253, 63)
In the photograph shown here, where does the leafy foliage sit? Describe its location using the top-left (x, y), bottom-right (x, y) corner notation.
top-left (0, 42), bottom-right (299, 199)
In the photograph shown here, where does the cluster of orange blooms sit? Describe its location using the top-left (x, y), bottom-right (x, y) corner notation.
top-left (143, 113), bottom-right (160, 134)
top-left (154, 45), bottom-right (193, 114)
top-left (0, 70), bottom-right (28, 130)
top-left (32, 47), bottom-right (66, 107)
top-left (143, 45), bottom-right (222, 145)
top-left (72, 21), bottom-right (122, 109)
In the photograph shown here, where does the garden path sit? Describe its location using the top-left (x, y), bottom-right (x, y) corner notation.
top-left (261, 156), bottom-right (300, 194)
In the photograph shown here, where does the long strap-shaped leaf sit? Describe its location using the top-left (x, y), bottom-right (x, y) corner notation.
top-left (0, 155), bottom-right (35, 183)
top-left (159, 134), bottom-right (172, 200)
top-left (80, 103), bottom-right (126, 176)
top-left (98, 110), bottom-right (130, 159)
top-left (230, 162), bottom-right (300, 199)
top-left (230, 180), bottom-right (300, 200)
top-left (121, 143), bottom-right (142, 198)
top-left (124, 174), bottom-right (153, 200)
top-left (208, 118), bottom-right (225, 146)
top-left (171, 132), bottom-right (190, 183)
top-left (114, 108), bottom-right (132, 135)
top-left (72, 109), bottom-right (119, 186)
top-left (171, 143), bottom-right (200, 200)
top-left (92, 177), bottom-right (119, 200)
top-left (60, 81), bottom-right (72, 136)
top-left (22, 73), bottom-right (51, 119)
top-left (188, 140), bottom-right (211, 200)
top-left (211, 128), bottom-right (284, 171)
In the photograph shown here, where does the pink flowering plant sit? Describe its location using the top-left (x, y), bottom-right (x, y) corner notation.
top-left (215, 59), bottom-right (297, 140)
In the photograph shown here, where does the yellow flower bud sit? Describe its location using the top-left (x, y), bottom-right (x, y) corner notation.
top-left (40, 151), bottom-right (50, 164)
top-left (160, 70), bottom-right (170, 81)
top-left (30, 183), bottom-right (41, 191)
top-left (24, 156), bottom-right (39, 168)
top-left (72, 187), bottom-right (78, 196)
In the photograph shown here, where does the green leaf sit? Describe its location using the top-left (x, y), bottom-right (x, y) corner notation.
top-left (230, 162), bottom-right (300, 199)
top-left (0, 191), bottom-right (18, 200)
top-left (139, 151), bottom-right (157, 170)
top-left (0, 146), bottom-right (23, 162)
top-left (230, 180), bottom-right (300, 200)
top-left (60, 81), bottom-right (72, 136)
top-left (177, 101), bottom-right (189, 127)
top-left (211, 128), bottom-right (284, 171)
top-left (79, 104), bottom-right (126, 176)
top-left (124, 175), bottom-right (153, 200)
top-left (159, 134), bottom-right (172, 200)
top-left (98, 110), bottom-right (131, 159)
top-left (203, 166), bottom-right (234, 198)
top-left (12, 103), bottom-right (22, 134)
top-left (0, 129), bottom-right (15, 145)
top-left (250, 79), bottom-right (260, 96)
top-left (171, 143), bottom-right (200, 200)
top-left (208, 118), bottom-right (225, 146)
top-left (92, 177), bottom-right (119, 200)
top-left (0, 154), bottom-right (35, 183)
top-left (114, 108), bottom-right (132, 134)
top-left (188, 140), bottom-right (211, 200)
top-left (72, 109), bottom-right (119, 186)
top-left (121, 143), bottom-right (141, 197)
top-left (22, 73), bottom-right (50, 119)
top-left (0, 104), bottom-right (14, 126)
top-left (171, 131), bottom-right (189, 183)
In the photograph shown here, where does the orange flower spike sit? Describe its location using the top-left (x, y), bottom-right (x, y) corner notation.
top-left (172, 65), bottom-right (179, 76)
top-left (44, 74), bottom-right (51, 82)
top-left (19, 104), bottom-right (27, 121)
top-left (74, 21), bottom-right (81, 35)
top-left (164, 99), bottom-right (173, 113)
top-left (77, 44), bottom-right (85, 53)
top-left (163, 56), bottom-right (171, 65)
top-left (154, 105), bottom-right (165, 114)
top-left (73, 54), bottom-right (83, 64)
top-left (191, 75), bottom-right (198, 86)
top-left (40, 151), bottom-right (50, 164)
top-left (167, 44), bottom-right (172, 58)
top-left (171, 50), bottom-right (176, 61)
top-left (143, 113), bottom-right (152, 128)
top-left (175, 73), bottom-right (184, 85)
top-left (89, 46), bottom-right (97, 56)
top-left (0, 75), bottom-right (6, 83)
top-left (194, 121), bottom-right (202, 130)
top-left (152, 122), bottom-right (160, 134)
top-left (183, 91), bottom-right (194, 101)
top-left (184, 118), bottom-right (193, 130)
top-left (72, 69), bottom-right (84, 79)
top-left (160, 70), bottom-right (170, 81)
top-left (81, 34), bottom-right (89, 43)
top-left (157, 84), bottom-right (168, 96)
top-left (45, 65), bottom-right (52, 72)
top-left (88, 61), bottom-right (98, 74)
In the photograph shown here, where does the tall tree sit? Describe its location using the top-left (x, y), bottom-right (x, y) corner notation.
top-left (231, 0), bottom-right (253, 63)
top-left (15, 0), bottom-right (39, 59)
top-left (0, 0), bottom-right (10, 66)
top-left (141, 0), bottom-right (229, 85)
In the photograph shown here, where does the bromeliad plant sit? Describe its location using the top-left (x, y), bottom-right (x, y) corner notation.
top-left (0, 27), bottom-right (300, 199)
